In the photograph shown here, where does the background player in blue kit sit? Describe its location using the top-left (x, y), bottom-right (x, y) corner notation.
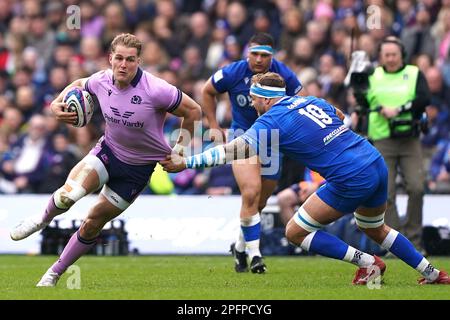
top-left (201, 33), bottom-right (302, 273)
top-left (162, 72), bottom-right (449, 285)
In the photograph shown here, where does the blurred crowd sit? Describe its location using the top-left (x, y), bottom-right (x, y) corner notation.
top-left (1, 0), bottom-right (450, 195)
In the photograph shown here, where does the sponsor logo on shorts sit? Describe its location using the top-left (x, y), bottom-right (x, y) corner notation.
top-left (110, 195), bottom-right (119, 203)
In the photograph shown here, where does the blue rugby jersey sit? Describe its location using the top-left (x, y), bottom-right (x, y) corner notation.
top-left (242, 96), bottom-right (382, 183)
top-left (211, 59), bottom-right (302, 131)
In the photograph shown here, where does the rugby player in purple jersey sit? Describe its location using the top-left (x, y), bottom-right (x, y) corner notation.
top-left (10, 33), bottom-right (202, 286)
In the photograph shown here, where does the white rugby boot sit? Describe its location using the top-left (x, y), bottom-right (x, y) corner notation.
top-left (36, 269), bottom-right (60, 287)
top-left (10, 215), bottom-right (49, 241)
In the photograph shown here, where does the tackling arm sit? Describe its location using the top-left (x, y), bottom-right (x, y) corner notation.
top-left (160, 137), bottom-right (257, 172)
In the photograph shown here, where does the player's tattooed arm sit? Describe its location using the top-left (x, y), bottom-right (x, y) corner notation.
top-left (161, 137), bottom-right (256, 172)
top-left (223, 137), bottom-right (256, 162)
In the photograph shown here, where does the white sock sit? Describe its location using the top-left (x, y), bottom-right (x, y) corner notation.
top-left (235, 228), bottom-right (246, 252)
top-left (246, 240), bottom-right (261, 261)
top-left (416, 258), bottom-right (440, 281)
top-left (241, 213), bottom-right (261, 260)
top-left (380, 229), bottom-right (398, 250)
top-left (343, 246), bottom-right (375, 267)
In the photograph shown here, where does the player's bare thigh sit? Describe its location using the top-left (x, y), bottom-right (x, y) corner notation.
top-left (286, 193), bottom-right (344, 242)
top-left (66, 159), bottom-right (102, 194)
top-left (232, 155), bottom-right (262, 194)
top-left (355, 203), bottom-right (387, 217)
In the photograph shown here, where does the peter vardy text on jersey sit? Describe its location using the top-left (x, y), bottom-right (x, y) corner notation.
top-left (103, 113), bottom-right (144, 128)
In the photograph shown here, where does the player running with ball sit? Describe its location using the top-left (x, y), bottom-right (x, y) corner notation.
top-left (10, 33), bottom-right (202, 287)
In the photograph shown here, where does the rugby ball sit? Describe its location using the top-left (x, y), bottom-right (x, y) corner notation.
top-left (63, 88), bottom-right (95, 127)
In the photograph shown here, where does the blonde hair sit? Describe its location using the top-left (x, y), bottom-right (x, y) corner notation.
top-left (251, 72), bottom-right (286, 88)
top-left (110, 33), bottom-right (142, 56)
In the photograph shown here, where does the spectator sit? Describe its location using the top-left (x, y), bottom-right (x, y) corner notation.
top-left (279, 8), bottom-right (304, 53)
top-left (80, 1), bottom-right (104, 38)
top-left (305, 20), bottom-right (329, 67)
top-left (38, 66), bottom-right (69, 109)
top-left (431, 7), bottom-right (450, 66)
top-left (15, 85), bottom-right (38, 121)
top-left (421, 102), bottom-right (450, 176)
top-left (428, 139), bottom-right (450, 193)
top-left (122, 0), bottom-right (153, 31)
top-left (358, 33), bottom-right (377, 63)
top-left (425, 66), bottom-right (450, 108)
top-left (186, 12), bottom-right (211, 59)
top-left (141, 40), bottom-right (170, 73)
top-left (72, 124), bottom-right (99, 158)
top-left (392, 0), bottom-right (416, 36)
top-left (0, 114), bottom-right (51, 193)
top-left (37, 132), bottom-right (79, 193)
top-left (205, 20), bottom-right (229, 70)
top-left (179, 45), bottom-right (211, 81)
top-left (100, 2), bottom-right (129, 51)
top-left (45, 1), bottom-right (64, 31)
top-left (414, 53), bottom-right (433, 74)
top-left (225, 1), bottom-right (253, 48)
top-left (80, 37), bottom-right (105, 75)
top-left (152, 15), bottom-right (181, 59)
top-left (25, 14), bottom-right (56, 67)
top-left (67, 56), bottom-right (88, 83)
top-left (0, 106), bottom-right (23, 146)
top-left (401, 4), bottom-right (435, 63)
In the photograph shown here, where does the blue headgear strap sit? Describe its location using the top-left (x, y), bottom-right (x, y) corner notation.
top-left (249, 45), bottom-right (274, 55)
top-left (250, 83), bottom-right (286, 98)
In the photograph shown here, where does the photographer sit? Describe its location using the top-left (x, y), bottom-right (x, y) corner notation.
top-left (354, 36), bottom-right (431, 253)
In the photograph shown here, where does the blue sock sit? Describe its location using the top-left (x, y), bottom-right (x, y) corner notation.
top-left (381, 229), bottom-right (423, 268)
top-left (241, 223), bottom-right (260, 242)
top-left (302, 230), bottom-right (349, 260)
top-left (241, 214), bottom-right (261, 259)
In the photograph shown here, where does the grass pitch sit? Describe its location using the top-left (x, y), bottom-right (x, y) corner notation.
top-left (1, 255), bottom-right (449, 300)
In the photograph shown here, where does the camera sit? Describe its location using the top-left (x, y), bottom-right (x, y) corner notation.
top-left (345, 51), bottom-right (374, 133)
top-left (345, 51), bottom-right (374, 96)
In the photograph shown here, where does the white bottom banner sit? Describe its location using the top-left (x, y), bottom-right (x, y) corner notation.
top-left (0, 194), bottom-right (448, 254)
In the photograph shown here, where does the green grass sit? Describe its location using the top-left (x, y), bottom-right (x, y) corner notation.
top-left (1, 255), bottom-right (449, 300)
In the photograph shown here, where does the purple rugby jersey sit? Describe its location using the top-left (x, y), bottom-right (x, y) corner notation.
top-left (84, 68), bottom-right (182, 165)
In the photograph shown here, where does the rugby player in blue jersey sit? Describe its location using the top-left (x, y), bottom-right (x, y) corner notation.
top-left (162, 72), bottom-right (449, 285)
top-left (201, 33), bottom-right (302, 273)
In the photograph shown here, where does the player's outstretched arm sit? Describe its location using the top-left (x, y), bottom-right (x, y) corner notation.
top-left (160, 137), bottom-right (256, 173)
top-left (50, 78), bottom-right (89, 125)
top-left (201, 78), bottom-right (226, 142)
top-left (170, 93), bottom-right (202, 154)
